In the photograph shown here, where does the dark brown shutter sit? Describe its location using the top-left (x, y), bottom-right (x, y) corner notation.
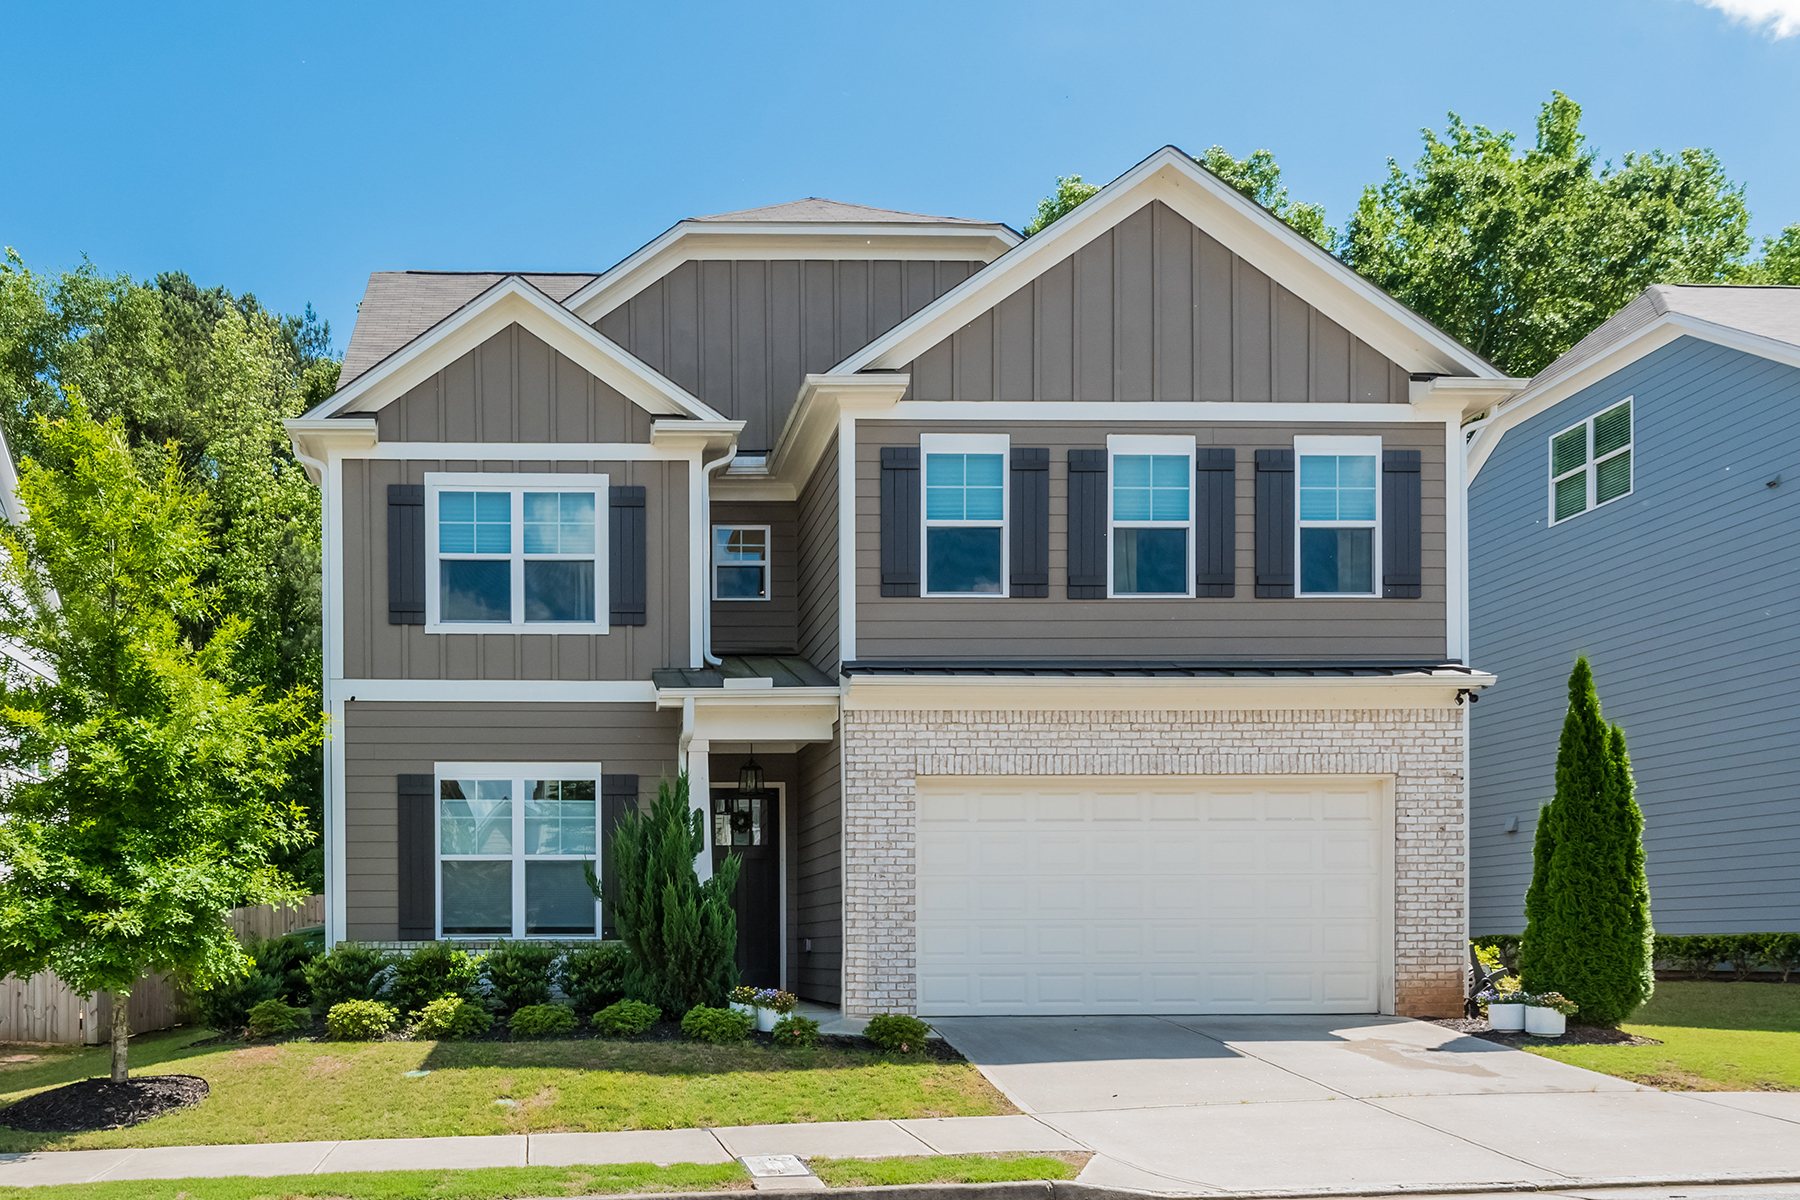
top-left (1195, 448), bottom-right (1236, 597)
top-left (1009, 448), bottom-right (1049, 598)
top-left (396, 774), bottom-right (435, 941)
top-left (387, 484), bottom-right (426, 625)
top-left (880, 447), bottom-right (920, 597)
top-left (599, 774), bottom-right (638, 940)
top-left (1066, 450), bottom-right (1108, 599)
top-left (1382, 449), bottom-right (1423, 599)
top-left (1255, 449), bottom-right (1295, 599)
top-left (609, 486), bottom-right (647, 626)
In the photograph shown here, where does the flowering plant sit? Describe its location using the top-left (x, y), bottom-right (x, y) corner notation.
top-left (753, 988), bottom-right (797, 1014)
top-left (1476, 986), bottom-right (1523, 1004)
top-left (1523, 991), bottom-right (1578, 1015)
top-left (729, 986), bottom-right (759, 1005)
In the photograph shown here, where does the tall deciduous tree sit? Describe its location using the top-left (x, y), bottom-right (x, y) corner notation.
top-left (1341, 92), bottom-right (1753, 375)
top-left (0, 402), bottom-right (321, 1079)
top-left (1518, 657), bottom-right (1654, 1026)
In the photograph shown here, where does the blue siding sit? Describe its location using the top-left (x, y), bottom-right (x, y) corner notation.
top-left (1469, 336), bottom-right (1800, 935)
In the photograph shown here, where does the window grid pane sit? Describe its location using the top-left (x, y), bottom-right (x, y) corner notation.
top-left (1555, 473), bottom-right (1588, 521)
top-left (440, 491), bottom-right (511, 555)
top-left (1551, 428), bottom-right (1588, 478)
top-left (524, 492), bottom-right (596, 555)
top-left (525, 779), bottom-right (597, 855)
top-left (926, 454), bottom-right (1004, 522)
top-left (441, 779), bottom-right (513, 854)
top-left (1593, 403), bottom-right (1632, 457)
top-left (1114, 455), bottom-right (1190, 524)
top-left (1299, 456), bottom-right (1376, 522)
top-left (714, 527), bottom-right (767, 563)
top-left (1596, 450), bottom-right (1632, 505)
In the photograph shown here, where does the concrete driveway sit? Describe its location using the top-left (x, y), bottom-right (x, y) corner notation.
top-left (932, 1014), bottom-right (1800, 1194)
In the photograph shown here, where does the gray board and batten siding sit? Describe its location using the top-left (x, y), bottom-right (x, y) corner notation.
top-left (855, 420), bottom-right (1447, 663)
top-left (342, 702), bottom-right (681, 942)
top-left (593, 259), bottom-right (987, 452)
top-left (795, 732), bottom-right (843, 1005)
top-left (1469, 335), bottom-right (1800, 935)
top-left (902, 201), bottom-right (1413, 404)
top-left (710, 499), bottom-right (800, 655)
top-left (796, 436), bottom-right (841, 675)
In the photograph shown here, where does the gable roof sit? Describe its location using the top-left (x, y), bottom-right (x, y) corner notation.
top-left (1467, 284), bottom-right (1800, 479)
top-left (306, 274), bottom-right (726, 423)
top-left (832, 146), bottom-right (1503, 381)
top-left (339, 272), bottom-right (598, 389)
top-left (692, 197), bottom-right (998, 225)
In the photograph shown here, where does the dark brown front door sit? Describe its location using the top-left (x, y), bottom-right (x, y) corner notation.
top-left (711, 787), bottom-right (781, 989)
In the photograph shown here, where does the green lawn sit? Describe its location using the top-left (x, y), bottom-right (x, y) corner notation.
top-left (0, 1161), bottom-right (748, 1200)
top-left (811, 1153), bottom-right (1088, 1187)
top-left (0, 1028), bottom-right (1011, 1152)
top-left (1529, 981), bottom-right (1800, 1090)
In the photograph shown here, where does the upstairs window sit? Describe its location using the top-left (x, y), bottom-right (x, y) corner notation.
top-left (426, 474), bottom-right (607, 629)
top-left (1550, 399), bottom-right (1632, 524)
top-left (921, 433), bottom-right (1008, 596)
top-left (1109, 435), bottom-right (1194, 597)
top-left (713, 526), bottom-right (770, 600)
top-left (1296, 436), bottom-right (1379, 597)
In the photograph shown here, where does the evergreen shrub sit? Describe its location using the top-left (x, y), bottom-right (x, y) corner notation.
top-left (303, 943), bottom-right (395, 1015)
top-left (246, 999), bottom-right (308, 1038)
top-left (390, 942), bottom-right (483, 1015)
top-left (770, 1014), bottom-right (821, 1048)
top-left (864, 1013), bottom-right (931, 1053)
top-left (413, 995), bottom-right (494, 1040)
top-left (680, 1005), bottom-right (752, 1043)
top-left (591, 999), bottom-right (660, 1036)
top-left (508, 1004), bottom-right (579, 1038)
top-left (558, 942), bottom-right (631, 1014)
top-left (481, 941), bottom-right (560, 1011)
top-left (328, 999), bottom-right (398, 1040)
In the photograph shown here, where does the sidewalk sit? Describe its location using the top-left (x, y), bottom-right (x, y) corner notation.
top-left (0, 1114), bottom-right (1083, 1188)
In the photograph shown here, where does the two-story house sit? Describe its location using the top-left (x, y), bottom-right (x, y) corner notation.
top-left (286, 147), bottom-right (1520, 1020)
top-left (1466, 286), bottom-right (1800, 938)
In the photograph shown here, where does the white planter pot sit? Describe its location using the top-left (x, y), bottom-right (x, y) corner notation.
top-left (730, 1002), bottom-right (755, 1019)
top-left (1524, 1007), bottom-right (1566, 1037)
top-left (756, 1006), bottom-right (779, 1033)
top-left (1486, 1002), bottom-right (1526, 1032)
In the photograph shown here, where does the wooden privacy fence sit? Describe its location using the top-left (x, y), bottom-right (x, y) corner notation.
top-left (0, 895), bottom-right (324, 1045)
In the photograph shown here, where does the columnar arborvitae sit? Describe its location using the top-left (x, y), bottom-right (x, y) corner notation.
top-left (1518, 657), bottom-right (1654, 1025)
top-left (608, 774), bottom-right (741, 1014)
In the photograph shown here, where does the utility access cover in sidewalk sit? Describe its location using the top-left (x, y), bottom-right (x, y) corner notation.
top-left (740, 1155), bottom-right (824, 1192)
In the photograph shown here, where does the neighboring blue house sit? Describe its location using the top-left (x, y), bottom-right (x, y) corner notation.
top-left (1466, 285), bottom-right (1800, 936)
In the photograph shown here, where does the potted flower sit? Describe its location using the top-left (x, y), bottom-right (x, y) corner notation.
top-left (729, 986), bottom-right (758, 1020)
top-left (1523, 991), bottom-right (1576, 1037)
top-left (1482, 988), bottom-right (1526, 1032)
top-left (753, 988), bottom-right (796, 1032)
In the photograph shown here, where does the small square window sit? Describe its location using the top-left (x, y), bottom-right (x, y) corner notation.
top-left (1549, 400), bottom-right (1632, 524)
top-left (712, 526), bottom-right (770, 601)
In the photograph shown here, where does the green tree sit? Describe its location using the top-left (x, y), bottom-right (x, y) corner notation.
top-left (1341, 92), bottom-right (1753, 375)
top-left (0, 251), bottom-right (335, 890)
top-left (1736, 223), bottom-right (1800, 284)
top-left (1518, 657), bottom-right (1654, 1026)
top-left (0, 401), bottom-right (321, 1079)
top-left (603, 775), bottom-right (742, 1013)
top-left (1198, 146), bottom-right (1334, 249)
top-left (1023, 175), bottom-right (1102, 236)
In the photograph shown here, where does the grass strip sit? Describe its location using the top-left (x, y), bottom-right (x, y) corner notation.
top-left (810, 1153), bottom-right (1086, 1187)
top-left (0, 1160), bottom-right (748, 1200)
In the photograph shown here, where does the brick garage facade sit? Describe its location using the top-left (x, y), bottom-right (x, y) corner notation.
top-left (839, 706), bottom-right (1467, 1019)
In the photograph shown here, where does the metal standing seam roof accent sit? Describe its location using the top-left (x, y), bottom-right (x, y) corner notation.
top-left (838, 661), bottom-right (1484, 679)
top-left (652, 655), bottom-right (839, 690)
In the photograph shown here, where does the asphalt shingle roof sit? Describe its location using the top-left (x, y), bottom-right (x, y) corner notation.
top-left (690, 197), bottom-right (996, 225)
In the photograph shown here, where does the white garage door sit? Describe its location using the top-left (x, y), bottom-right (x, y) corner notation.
top-left (916, 777), bottom-right (1389, 1015)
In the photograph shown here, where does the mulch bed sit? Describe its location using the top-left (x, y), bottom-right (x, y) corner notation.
top-left (1430, 1016), bottom-right (1662, 1048)
top-left (0, 1075), bottom-right (209, 1132)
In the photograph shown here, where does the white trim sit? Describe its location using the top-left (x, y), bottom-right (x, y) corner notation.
top-left (837, 412), bottom-right (857, 666)
top-left (352, 442), bottom-right (705, 462)
top-left (841, 670), bottom-right (1494, 713)
top-left (1547, 398), bottom-right (1633, 527)
top-left (341, 679), bottom-right (658, 703)
top-left (565, 223), bottom-right (1019, 323)
top-left (423, 474), bottom-right (609, 633)
top-left (1468, 312), bottom-right (1800, 481)
top-left (832, 147), bottom-right (1502, 381)
top-left (712, 524), bottom-right (772, 602)
top-left (306, 276), bottom-right (727, 424)
top-left (434, 762), bottom-right (605, 941)
top-left (1294, 435), bottom-right (1382, 599)
top-left (1106, 433), bottom-right (1196, 599)
top-left (920, 432), bottom-right (1010, 599)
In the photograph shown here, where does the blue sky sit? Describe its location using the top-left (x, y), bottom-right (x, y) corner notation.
top-left (4, 0), bottom-right (1796, 350)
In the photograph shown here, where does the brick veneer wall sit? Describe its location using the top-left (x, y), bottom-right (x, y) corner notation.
top-left (840, 706), bottom-right (1467, 1019)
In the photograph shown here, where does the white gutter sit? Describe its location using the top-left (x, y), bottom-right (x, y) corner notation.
top-left (699, 445), bottom-right (738, 666)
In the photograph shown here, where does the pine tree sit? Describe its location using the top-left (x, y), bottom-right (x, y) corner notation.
top-left (606, 775), bottom-right (741, 1014)
top-left (1518, 657), bottom-right (1654, 1025)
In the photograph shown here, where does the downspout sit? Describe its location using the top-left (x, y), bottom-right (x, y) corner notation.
top-left (700, 446), bottom-right (738, 666)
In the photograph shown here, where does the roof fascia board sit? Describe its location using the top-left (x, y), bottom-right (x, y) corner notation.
top-left (309, 277), bottom-right (726, 423)
top-left (650, 419), bottom-right (745, 454)
top-left (763, 373), bottom-right (910, 493)
top-left (1467, 314), bottom-right (1800, 479)
top-left (835, 147), bottom-right (1502, 381)
top-left (842, 671), bottom-right (1495, 712)
top-left (566, 224), bottom-right (1019, 324)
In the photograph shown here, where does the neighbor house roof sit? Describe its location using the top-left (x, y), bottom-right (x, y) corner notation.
top-left (690, 197), bottom-right (998, 225)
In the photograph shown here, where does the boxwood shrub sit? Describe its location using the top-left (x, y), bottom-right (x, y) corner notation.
top-left (509, 1003), bottom-right (579, 1038)
top-left (591, 999), bottom-right (659, 1037)
top-left (413, 995), bottom-right (494, 1040)
top-left (864, 1012), bottom-right (931, 1054)
top-left (328, 999), bottom-right (398, 1041)
top-left (680, 1005), bottom-right (752, 1044)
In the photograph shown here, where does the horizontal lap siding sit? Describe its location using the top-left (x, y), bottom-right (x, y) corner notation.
top-left (796, 439), bottom-right (840, 674)
top-left (341, 457), bottom-right (688, 680)
top-left (342, 702), bottom-right (680, 942)
top-left (856, 420), bottom-right (1446, 661)
top-left (594, 260), bottom-right (984, 452)
top-left (903, 201), bottom-right (1409, 404)
top-left (710, 500), bottom-right (800, 654)
top-left (1469, 337), bottom-right (1800, 934)
top-left (795, 732), bottom-right (843, 1005)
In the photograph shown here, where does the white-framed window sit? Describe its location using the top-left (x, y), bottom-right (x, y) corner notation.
top-left (436, 762), bottom-right (602, 939)
top-left (1108, 434), bottom-right (1195, 597)
top-left (1296, 435), bottom-right (1381, 597)
top-left (1549, 398), bottom-right (1633, 525)
top-left (921, 433), bottom-right (1009, 597)
top-left (425, 473), bottom-right (608, 631)
top-left (712, 525), bottom-right (770, 601)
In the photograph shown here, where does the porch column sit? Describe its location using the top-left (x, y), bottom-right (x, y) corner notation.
top-left (687, 738), bottom-right (713, 882)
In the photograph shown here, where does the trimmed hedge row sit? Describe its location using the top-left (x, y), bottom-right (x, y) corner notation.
top-left (1476, 932), bottom-right (1800, 981)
